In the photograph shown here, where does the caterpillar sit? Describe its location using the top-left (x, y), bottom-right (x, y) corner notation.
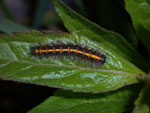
top-left (30, 42), bottom-right (106, 65)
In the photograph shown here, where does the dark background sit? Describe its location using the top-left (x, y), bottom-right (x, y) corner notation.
top-left (0, 0), bottom-right (148, 113)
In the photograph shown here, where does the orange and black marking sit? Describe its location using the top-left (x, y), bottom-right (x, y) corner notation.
top-left (30, 43), bottom-right (106, 65)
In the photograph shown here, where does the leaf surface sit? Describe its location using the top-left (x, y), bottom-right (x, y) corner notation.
top-left (28, 84), bottom-right (142, 113)
top-left (0, 30), bottom-right (146, 93)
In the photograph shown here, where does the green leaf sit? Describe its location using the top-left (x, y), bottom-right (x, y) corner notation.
top-left (125, 0), bottom-right (150, 53)
top-left (0, 30), bottom-right (146, 93)
top-left (133, 85), bottom-right (150, 113)
top-left (28, 84), bottom-right (142, 113)
top-left (0, 17), bottom-right (29, 34)
top-left (51, 0), bottom-right (148, 71)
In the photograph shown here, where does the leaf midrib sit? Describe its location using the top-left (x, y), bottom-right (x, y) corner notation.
top-left (0, 58), bottom-right (138, 77)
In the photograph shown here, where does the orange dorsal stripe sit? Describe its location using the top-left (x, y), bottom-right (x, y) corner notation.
top-left (35, 49), bottom-right (101, 60)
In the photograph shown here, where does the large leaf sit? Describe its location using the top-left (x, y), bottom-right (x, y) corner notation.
top-left (125, 0), bottom-right (150, 53)
top-left (52, 0), bottom-right (148, 71)
top-left (133, 85), bottom-right (150, 113)
top-left (0, 30), bottom-right (146, 93)
top-left (28, 84), bottom-right (142, 113)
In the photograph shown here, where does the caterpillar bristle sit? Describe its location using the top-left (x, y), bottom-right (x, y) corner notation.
top-left (30, 42), bottom-right (106, 66)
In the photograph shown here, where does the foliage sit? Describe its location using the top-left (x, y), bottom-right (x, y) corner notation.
top-left (0, 0), bottom-right (149, 113)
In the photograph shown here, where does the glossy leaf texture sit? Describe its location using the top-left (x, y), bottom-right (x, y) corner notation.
top-left (52, 0), bottom-right (148, 71)
top-left (133, 85), bottom-right (150, 113)
top-left (125, 0), bottom-right (150, 53)
top-left (0, 30), bottom-right (146, 93)
top-left (28, 84), bottom-right (142, 113)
